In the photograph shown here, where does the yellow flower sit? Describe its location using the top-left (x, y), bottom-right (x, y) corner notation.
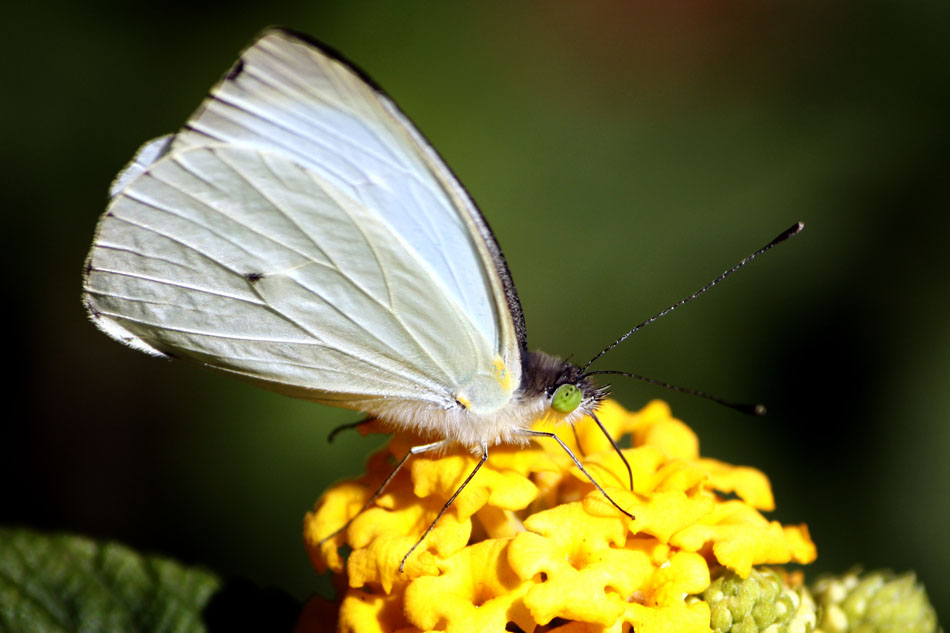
top-left (302, 400), bottom-right (816, 633)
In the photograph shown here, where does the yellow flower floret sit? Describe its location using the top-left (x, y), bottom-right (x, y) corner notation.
top-left (302, 400), bottom-right (816, 633)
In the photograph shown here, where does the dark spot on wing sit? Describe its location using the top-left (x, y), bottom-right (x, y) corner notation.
top-left (104, 211), bottom-right (114, 218)
top-left (226, 58), bottom-right (245, 82)
top-left (245, 272), bottom-right (264, 283)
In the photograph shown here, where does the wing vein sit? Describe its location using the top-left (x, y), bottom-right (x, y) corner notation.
top-left (108, 197), bottom-right (420, 363)
top-left (87, 266), bottom-right (266, 307)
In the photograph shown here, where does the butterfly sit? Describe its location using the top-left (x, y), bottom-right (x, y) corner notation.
top-left (83, 28), bottom-right (801, 568)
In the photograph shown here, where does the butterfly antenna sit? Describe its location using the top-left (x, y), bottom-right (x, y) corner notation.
top-left (586, 369), bottom-right (766, 415)
top-left (581, 222), bottom-right (804, 372)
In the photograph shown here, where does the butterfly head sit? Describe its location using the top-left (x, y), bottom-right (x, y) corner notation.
top-left (523, 351), bottom-right (607, 423)
top-left (550, 361), bottom-right (607, 418)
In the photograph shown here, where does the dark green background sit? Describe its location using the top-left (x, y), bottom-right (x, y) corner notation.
top-left (6, 0), bottom-right (947, 622)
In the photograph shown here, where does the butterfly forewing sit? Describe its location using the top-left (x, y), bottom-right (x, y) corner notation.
top-left (174, 29), bottom-right (522, 369)
top-left (85, 30), bottom-right (523, 413)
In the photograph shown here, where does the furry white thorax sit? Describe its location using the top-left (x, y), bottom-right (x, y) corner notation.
top-left (359, 391), bottom-right (591, 454)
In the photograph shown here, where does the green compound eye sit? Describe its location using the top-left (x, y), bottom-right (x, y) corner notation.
top-left (551, 383), bottom-right (582, 413)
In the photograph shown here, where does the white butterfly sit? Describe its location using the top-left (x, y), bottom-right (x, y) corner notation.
top-left (84, 29), bottom-right (799, 566)
top-left (84, 29), bottom-right (612, 473)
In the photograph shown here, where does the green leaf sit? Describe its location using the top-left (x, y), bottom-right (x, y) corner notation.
top-left (0, 527), bottom-right (221, 633)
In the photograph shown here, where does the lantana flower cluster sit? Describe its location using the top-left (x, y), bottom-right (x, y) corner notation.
top-left (302, 400), bottom-right (817, 633)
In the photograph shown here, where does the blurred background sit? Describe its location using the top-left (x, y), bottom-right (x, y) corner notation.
top-left (4, 0), bottom-right (947, 621)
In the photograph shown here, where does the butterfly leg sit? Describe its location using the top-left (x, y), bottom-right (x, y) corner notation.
top-left (519, 429), bottom-right (634, 520)
top-left (399, 442), bottom-right (488, 572)
top-left (589, 410), bottom-right (634, 490)
top-left (318, 439), bottom-right (446, 546)
top-left (326, 416), bottom-right (373, 443)
top-left (569, 422), bottom-right (584, 455)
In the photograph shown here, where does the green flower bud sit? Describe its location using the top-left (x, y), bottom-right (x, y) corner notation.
top-left (702, 567), bottom-right (817, 633)
top-left (811, 569), bottom-right (940, 633)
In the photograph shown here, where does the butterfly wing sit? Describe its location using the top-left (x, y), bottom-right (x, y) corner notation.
top-left (84, 29), bottom-right (524, 416)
